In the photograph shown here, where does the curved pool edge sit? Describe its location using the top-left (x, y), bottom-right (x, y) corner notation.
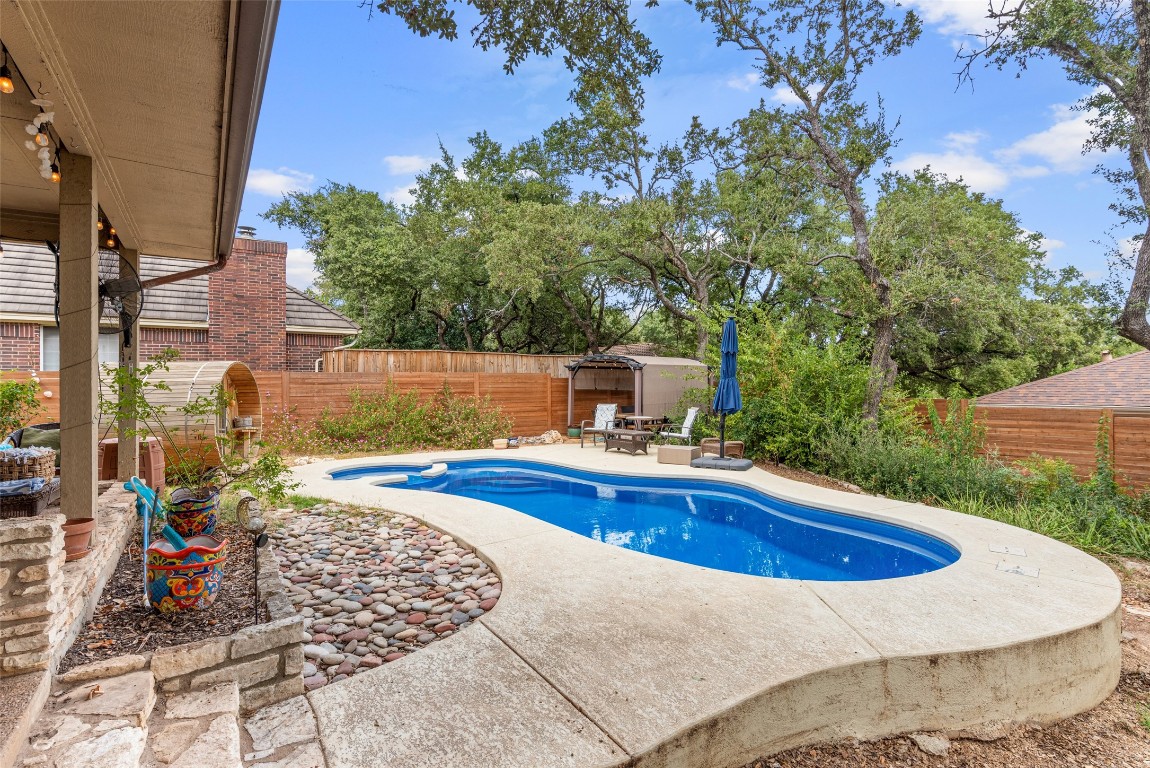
top-left (292, 446), bottom-right (1122, 768)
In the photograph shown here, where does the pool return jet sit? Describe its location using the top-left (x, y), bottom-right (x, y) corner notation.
top-left (692, 317), bottom-right (753, 471)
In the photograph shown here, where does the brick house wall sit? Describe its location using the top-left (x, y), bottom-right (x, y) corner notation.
top-left (0, 323), bottom-right (39, 370)
top-left (2, 238), bottom-right (354, 372)
top-left (286, 333), bottom-right (348, 371)
top-left (140, 327), bottom-right (210, 360)
top-left (207, 238), bottom-right (287, 370)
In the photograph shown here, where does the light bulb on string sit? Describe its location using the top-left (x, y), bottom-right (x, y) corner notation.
top-left (49, 163), bottom-right (60, 183)
top-left (34, 127), bottom-right (50, 147)
top-left (108, 227), bottom-right (116, 236)
top-left (106, 237), bottom-right (116, 248)
top-left (0, 47), bottom-right (13, 95)
top-left (97, 221), bottom-right (104, 231)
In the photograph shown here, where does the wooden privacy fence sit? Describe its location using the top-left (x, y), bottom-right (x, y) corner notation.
top-left (4, 369), bottom-right (634, 439)
top-left (253, 371), bottom-right (613, 436)
top-left (918, 400), bottom-right (1150, 490)
top-left (321, 348), bottom-right (577, 377)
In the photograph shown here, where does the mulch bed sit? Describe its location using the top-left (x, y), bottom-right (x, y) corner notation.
top-left (58, 522), bottom-right (259, 673)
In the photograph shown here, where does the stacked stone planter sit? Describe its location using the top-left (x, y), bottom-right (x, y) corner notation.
top-left (150, 541), bottom-right (305, 714)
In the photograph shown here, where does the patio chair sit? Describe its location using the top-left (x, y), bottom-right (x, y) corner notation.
top-left (580, 404), bottom-right (620, 448)
top-left (658, 407), bottom-right (699, 445)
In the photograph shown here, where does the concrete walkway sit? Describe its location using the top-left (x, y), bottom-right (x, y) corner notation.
top-left (290, 445), bottom-right (1121, 768)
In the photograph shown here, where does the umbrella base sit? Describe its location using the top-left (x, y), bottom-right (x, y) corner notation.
top-left (690, 456), bottom-right (754, 472)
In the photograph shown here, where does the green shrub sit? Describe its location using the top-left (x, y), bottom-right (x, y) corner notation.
top-left (0, 377), bottom-right (41, 438)
top-left (812, 404), bottom-right (1150, 558)
top-left (266, 382), bottom-right (514, 455)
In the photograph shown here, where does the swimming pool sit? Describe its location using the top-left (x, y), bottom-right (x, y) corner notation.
top-left (330, 459), bottom-right (959, 580)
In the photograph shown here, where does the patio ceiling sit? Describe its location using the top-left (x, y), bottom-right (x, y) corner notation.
top-left (0, 0), bottom-right (277, 261)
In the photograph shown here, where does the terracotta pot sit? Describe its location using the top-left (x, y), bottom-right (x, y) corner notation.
top-left (62, 517), bottom-right (95, 561)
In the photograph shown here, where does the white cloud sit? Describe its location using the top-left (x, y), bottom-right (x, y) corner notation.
top-left (246, 167), bottom-right (314, 197)
top-left (942, 130), bottom-right (985, 151)
top-left (285, 247), bottom-right (319, 289)
top-left (769, 86), bottom-right (802, 106)
top-left (726, 72), bottom-right (759, 92)
top-left (899, 0), bottom-right (1006, 37)
top-left (1021, 229), bottom-right (1066, 261)
top-left (995, 103), bottom-right (1099, 174)
top-left (891, 150), bottom-right (1012, 193)
top-left (385, 184), bottom-right (416, 207)
top-left (893, 100), bottom-right (1104, 195)
top-left (383, 155), bottom-right (435, 175)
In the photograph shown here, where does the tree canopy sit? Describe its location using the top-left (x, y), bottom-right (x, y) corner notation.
top-left (262, 0), bottom-right (1138, 420)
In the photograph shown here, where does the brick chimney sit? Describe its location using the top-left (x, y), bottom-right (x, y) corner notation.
top-left (1101, 349), bottom-right (1113, 363)
top-left (207, 236), bottom-right (287, 370)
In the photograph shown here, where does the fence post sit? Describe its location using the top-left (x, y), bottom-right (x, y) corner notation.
top-left (1102, 408), bottom-right (1115, 464)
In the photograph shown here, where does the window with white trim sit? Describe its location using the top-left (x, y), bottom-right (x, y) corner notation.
top-left (40, 327), bottom-right (122, 371)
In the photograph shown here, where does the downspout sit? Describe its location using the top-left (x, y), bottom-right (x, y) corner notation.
top-left (315, 336), bottom-right (358, 372)
top-left (140, 253), bottom-right (228, 290)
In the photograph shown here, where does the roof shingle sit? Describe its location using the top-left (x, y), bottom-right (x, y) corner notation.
top-left (977, 351), bottom-right (1150, 409)
top-left (0, 239), bottom-right (357, 333)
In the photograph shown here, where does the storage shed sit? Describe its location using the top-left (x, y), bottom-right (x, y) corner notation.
top-left (565, 354), bottom-right (708, 426)
top-left (100, 360), bottom-right (262, 461)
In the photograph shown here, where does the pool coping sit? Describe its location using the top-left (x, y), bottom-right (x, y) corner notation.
top-left (291, 445), bottom-right (1122, 768)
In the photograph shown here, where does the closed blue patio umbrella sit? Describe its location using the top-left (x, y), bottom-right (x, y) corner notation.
top-left (712, 317), bottom-right (742, 459)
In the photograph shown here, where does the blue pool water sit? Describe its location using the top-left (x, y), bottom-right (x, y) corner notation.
top-left (330, 459), bottom-right (959, 580)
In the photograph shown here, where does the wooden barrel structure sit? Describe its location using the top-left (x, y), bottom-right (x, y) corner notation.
top-left (99, 360), bottom-right (262, 464)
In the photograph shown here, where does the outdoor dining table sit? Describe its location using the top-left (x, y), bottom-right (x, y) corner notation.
top-left (622, 415), bottom-right (662, 431)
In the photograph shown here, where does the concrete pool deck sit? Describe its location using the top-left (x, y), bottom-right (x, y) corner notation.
top-left (290, 445), bottom-right (1121, 768)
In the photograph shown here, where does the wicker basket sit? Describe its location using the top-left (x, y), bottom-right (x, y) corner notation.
top-left (0, 478), bottom-right (61, 519)
top-left (0, 450), bottom-right (56, 482)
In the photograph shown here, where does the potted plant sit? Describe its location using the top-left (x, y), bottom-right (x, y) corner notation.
top-left (567, 425), bottom-right (582, 439)
top-left (101, 351), bottom-right (296, 538)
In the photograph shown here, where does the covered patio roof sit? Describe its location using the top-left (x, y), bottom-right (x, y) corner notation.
top-left (0, 0), bottom-right (277, 261)
top-left (0, 0), bottom-right (279, 522)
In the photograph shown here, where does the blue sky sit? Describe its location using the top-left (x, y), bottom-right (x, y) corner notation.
top-left (239, 1), bottom-right (1139, 291)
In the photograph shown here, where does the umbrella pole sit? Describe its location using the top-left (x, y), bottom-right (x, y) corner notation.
top-left (718, 412), bottom-right (726, 459)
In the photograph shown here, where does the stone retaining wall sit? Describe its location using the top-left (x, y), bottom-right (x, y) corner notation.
top-left (150, 540), bottom-right (304, 714)
top-left (0, 515), bottom-right (63, 675)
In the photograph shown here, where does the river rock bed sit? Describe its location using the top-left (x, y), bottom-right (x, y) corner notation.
top-left (273, 507), bottom-right (501, 690)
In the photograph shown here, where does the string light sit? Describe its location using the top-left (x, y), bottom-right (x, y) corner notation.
top-left (0, 47), bottom-right (13, 95)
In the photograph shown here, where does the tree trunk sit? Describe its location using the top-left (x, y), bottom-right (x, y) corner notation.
top-left (864, 312), bottom-right (896, 421)
top-left (1119, 224), bottom-right (1150, 347)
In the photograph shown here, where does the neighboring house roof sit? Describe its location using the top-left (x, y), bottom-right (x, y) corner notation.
top-left (607, 342), bottom-right (662, 357)
top-left (285, 287), bottom-right (360, 333)
top-left (977, 351), bottom-right (1150, 409)
top-left (0, 239), bottom-right (358, 334)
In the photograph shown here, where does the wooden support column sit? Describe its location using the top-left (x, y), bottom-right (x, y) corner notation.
top-left (117, 247), bottom-right (140, 481)
top-left (58, 152), bottom-right (99, 521)
top-left (567, 370), bottom-right (576, 428)
top-left (634, 368), bottom-right (643, 416)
